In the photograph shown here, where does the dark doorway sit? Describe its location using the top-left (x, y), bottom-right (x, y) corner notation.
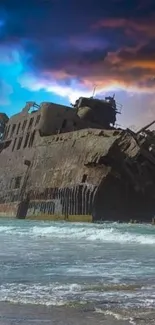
top-left (61, 119), bottom-right (67, 129)
top-left (16, 199), bottom-right (29, 219)
top-left (82, 174), bottom-right (87, 183)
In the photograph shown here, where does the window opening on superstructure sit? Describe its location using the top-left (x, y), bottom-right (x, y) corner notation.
top-left (82, 174), bottom-right (87, 183)
top-left (16, 123), bottom-right (21, 135)
top-left (28, 117), bottom-right (34, 130)
top-left (14, 176), bottom-right (22, 189)
top-left (5, 125), bottom-right (10, 138)
top-left (23, 133), bottom-right (30, 148)
top-left (12, 138), bottom-right (17, 151)
top-left (61, 119), bottom-right (67, 129)
top-left (29, 131), bottom-right (35, 147)
top-left (35, 115), bottom-right (41, 125)
top-left (10, 178), bottom-right (14, 189)
top-left (11, 124), bottom-right (16, 137)
top-left (17, 137), bottom-right (23, 150)
top-left (22, 120), bottom-right (27, 132)
top-left (4, 127), bottom-right (7, 139)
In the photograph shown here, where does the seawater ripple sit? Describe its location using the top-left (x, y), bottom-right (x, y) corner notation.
top-left (0, 220), bottom-right (155, 245)
top-left (0, 218), bottom-right (155, 308)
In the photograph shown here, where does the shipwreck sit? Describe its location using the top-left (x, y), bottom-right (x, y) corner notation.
top-left (0, 95), bottom-right (155, 223)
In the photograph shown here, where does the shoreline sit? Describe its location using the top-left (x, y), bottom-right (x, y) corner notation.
top-left (0, 301), bottom-right (150, 325)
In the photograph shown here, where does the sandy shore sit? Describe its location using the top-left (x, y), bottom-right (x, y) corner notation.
top-left (0, 302), bottom-right (154, 325)
top-left (0, 302), bottom-right (132, 325)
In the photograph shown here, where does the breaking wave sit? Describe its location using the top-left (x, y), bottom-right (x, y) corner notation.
top-left (0, 282), bottom-right (154, 308)
top-left (1, 218), bottom-right (155, 311)
top-left (31, 225), bottom-right (155, 245)
top-left (1, 221), bottom-right (155, 245)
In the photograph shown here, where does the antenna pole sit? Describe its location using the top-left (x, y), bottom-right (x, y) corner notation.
top-left (92, 85), bottom-right (97, 97)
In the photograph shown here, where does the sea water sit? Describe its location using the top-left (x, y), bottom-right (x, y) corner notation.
top-left (0, 218), bottom-right (155, 323)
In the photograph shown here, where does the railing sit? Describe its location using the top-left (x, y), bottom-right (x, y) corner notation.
top-left (115, 101), bottom-right (123, 114)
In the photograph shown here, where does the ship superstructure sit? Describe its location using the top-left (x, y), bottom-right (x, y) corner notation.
top-left (0, 96), bottom-right (155, 222)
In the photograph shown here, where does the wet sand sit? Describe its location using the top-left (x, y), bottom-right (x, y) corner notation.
top-left (0, 302), bottom-right (154, 325)
top-left (0, 302), bottom-right (132, 325)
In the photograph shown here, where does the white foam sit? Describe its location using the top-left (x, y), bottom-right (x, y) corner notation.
top-left (0, 282), bottom-right (155, 308)
top-left (0, 283), bottom-right (83, 306)
top-left (95, 309), bottom-right (136, 324)
top-left (1, 222), bottom-right (155, 245)
top-left (0, 226), bottom-right (14, 232)
top-left (30, 224), bottom-right (155, 245)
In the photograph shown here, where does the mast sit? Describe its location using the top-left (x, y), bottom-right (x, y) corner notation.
top-left (136, 120), bottom-right (155, 135)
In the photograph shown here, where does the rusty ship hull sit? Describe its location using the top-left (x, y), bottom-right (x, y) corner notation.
top-left (0, 98), bottom-right (155, 223)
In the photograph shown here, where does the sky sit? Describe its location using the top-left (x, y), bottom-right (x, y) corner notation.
top-left (0, 0), bottom-right (155, 129)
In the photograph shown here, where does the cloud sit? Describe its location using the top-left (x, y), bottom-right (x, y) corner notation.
top-left (0, 0), bottom-right (155, 126)
top-left (18, 73), bottom-right (92, 103)
top-left (21, 40), bottom-right (155, 97)
top-left (0, 80), bottom-right (13, 105)
top-left (11, 16), bottom-right (155, 99)
top-left (0, 45), bottom-right (22, 65)
top-left (93, 17), bottom-right (155, 39)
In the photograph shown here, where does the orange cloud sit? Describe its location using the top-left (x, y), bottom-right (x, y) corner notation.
top-left (93, 17), bottom-right (155, 38)
top-left (105, 48), bottom-right (155, 71)
top-left (28, 40), bottom-right (155, 97)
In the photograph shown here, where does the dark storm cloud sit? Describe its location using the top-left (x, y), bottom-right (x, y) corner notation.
top-left (0, 0), bottom-right (155, 93)
top-left (1, 0), bottom-right (152, 42)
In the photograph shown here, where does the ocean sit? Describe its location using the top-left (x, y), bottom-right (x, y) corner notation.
top-left (0, 218), bottom-right (155, 325)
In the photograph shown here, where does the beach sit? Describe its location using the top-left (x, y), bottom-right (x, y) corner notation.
top-left (0, 302), bottom-right (155, 325)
